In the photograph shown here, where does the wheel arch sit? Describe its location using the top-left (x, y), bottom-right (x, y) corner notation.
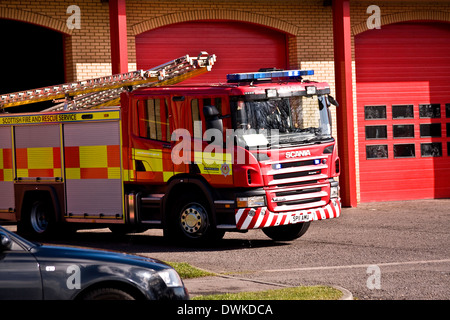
top-left (15, 184), bottom-right (64, 223)
top-left (162, 176), bottom-right (218, 227)
top-left (73, 279), bottom-right (150, 300)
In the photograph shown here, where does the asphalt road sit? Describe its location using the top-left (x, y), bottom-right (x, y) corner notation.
top-left (8, 199), bottom-right (450, 300)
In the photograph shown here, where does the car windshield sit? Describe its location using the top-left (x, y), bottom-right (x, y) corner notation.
top-left (231, 95), bottom-right (332, 148)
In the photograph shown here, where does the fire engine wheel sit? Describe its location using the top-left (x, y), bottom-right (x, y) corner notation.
top-left (168, 195), bottom-right (224, 243)
top-left (19, 198), bottom-right (55, 238)
top-left (262, 222), bottom-right (311, 241)
top-left (180, 203), bottom-right (208, 235)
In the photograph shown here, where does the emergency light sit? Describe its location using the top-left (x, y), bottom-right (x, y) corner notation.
top-left (227, 69), bottom-right (314, 82)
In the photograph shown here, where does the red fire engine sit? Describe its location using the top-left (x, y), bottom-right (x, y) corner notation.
top-left (0, 53), bottom-right (340, 243)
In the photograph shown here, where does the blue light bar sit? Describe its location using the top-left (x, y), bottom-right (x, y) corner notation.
top-left (227, 69), bottom-right (314, 82)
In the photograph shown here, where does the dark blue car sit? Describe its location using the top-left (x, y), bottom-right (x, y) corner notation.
top-left (0, 225), bottom-right (189, 300)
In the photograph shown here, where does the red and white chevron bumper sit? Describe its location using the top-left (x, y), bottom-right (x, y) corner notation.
top-left (235, 198), bottom-right (341, 230)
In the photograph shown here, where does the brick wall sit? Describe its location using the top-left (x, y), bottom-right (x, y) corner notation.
top-left (0, 1), bottom-right (339, 83)
top-left (2, 1), bottom-right (447, 83)
top-left (0, 0), bottom-right (110, 81)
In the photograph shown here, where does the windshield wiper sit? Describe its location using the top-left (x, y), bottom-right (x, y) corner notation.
top-left (279, 134), bottom-right (331, 145)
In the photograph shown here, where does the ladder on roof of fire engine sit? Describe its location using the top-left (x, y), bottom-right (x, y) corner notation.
top-left (0, 51), bottom-right (216, 111)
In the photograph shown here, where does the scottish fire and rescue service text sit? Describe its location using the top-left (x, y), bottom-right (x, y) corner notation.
top-left (1, 114), bottom-right (77, 124)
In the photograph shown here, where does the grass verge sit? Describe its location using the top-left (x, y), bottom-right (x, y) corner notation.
top-left (164, 261), bottom-right (216, 279)
top-left (165, 261), bottom-right (343, 300)
top-left (192, 285), bottom-right (343, 300)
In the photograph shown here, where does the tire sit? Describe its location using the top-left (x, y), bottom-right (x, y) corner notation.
top-left (82, 288), bottom-right (135, 300)
top-left (18, 198), bottom-right (55, 238)
top-left (262, 222), bottom-right (311, 241)
top-left (166, 194), bottom-right (224, 244)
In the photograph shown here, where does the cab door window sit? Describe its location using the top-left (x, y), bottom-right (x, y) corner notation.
top-left (191, 97), bottom-right (225, 139)
top-left (137, 98), bottom-right (171, 142)
top-left (191, 98), bottom-right (202, 139)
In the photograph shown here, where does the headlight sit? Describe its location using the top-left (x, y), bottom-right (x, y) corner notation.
top-left (330, 181), bottom-right (339, 199)
top-left (266, 89), bottom-right (277, 98)
top-left (157, 269), bottom-right (183, 288)
top-left (306, 86), bottom-right (317, 95)
top-left (237, 196), bottom-right (265, 208)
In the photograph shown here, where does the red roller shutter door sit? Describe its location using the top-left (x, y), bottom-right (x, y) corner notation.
top-left (356, 22), bottom-right (450, 202)
top-left (135, 21), bottom-right (287, 84)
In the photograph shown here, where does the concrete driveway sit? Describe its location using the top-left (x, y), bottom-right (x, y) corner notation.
top-left (139, 199), bottom-right (450, 300)
top-left (3, 199), bottom-right (449, 300)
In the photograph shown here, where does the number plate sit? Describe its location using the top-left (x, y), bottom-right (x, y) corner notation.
top-left (290, 212), bottom-right (313, 223)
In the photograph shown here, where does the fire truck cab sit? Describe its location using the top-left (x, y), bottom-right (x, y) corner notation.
top-left (121, 69), bottom-right (341, 242)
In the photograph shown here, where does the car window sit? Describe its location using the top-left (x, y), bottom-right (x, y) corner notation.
top-left (8, 239), bottom-right (25, 251)
top-left (0, 233), bottom-right (27, 252)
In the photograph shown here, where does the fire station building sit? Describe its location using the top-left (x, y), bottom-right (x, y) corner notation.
top-left (1, 0), bottom-right (449, 207)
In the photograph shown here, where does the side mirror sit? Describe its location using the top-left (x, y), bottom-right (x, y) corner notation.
top-left (0, 232), bottom-right (12, 251)
top-left (328, 95), bottom-right (339, 107)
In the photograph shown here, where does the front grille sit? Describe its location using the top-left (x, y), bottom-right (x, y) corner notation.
top-left (268, 182), bottom-right (328, 212)
top-left (274, 159), bottom-right (318, 169)
top-left (273, 169), bottom-right (321, 180)
top-left (276, 197), bottom-right (322, 207)
top-left (275, 188), bottom-right (321, 197)
top-left (267, 155), bottom-right (328, 186)
top-left (265, 155), bottom-right (330, 211)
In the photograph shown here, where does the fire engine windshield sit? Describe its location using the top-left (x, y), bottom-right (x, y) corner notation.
top-left (231, 95), bottom-right (333, 148)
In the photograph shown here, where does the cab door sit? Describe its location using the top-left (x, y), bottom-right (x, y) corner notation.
top-left (133, 97), bottom-right (174, 183)
top-left (189, 96), bottom-right (233, 186)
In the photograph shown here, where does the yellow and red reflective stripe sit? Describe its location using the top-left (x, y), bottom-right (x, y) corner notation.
top-left (129, 148), bottom-right (235, 184)
top-left (65, 145), bottom-right (121, 180)
top-left (0, 148), bottom-right (13, 182)
top-left (132, 148), bottom-right (175, 182)
top-left (15, 147), bottom-right (61, 178)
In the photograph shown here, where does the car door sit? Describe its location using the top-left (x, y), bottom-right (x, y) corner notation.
top-left (0, 233), bottom-right (42, 299)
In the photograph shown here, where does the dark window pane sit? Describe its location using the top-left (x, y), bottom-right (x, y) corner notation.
top-left (421, 143), bottom-right (442, 157)
top-left (366, 145), bottom-right (388, 159)
top-left (365, 125), bottom-right (387, 139)
top-left (419, 104), bottom-right (441, 118)
top-left (137, 99), bottom-right (170, 142)
top-left (393, 124), bottom-right (414, 138)
top-left (191, 99), bottom-right (202, 139)
top-left (420, 123), bottom-right (441, 137)
top-left (392, 105), bottom-right (414, 119)
top-left (364, 105), bottom-right (386, 120)
top-left (394, 144), bottom-right (415, 158)
top-left (215, 97), bottom-right (222, 114)
top-left (446, 104), bottom-right (450, 118)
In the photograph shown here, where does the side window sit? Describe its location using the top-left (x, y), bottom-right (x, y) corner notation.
top-left (191, 99), bottom-right (202, 139)
top-left (138, 98), bottom-right (171, 142)
top-left (191, 97), bottom-right (224, 139)
top-left (203, 97), bottom-right (223, 114)
top-left (191, 97), bottom-right (225, 139)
